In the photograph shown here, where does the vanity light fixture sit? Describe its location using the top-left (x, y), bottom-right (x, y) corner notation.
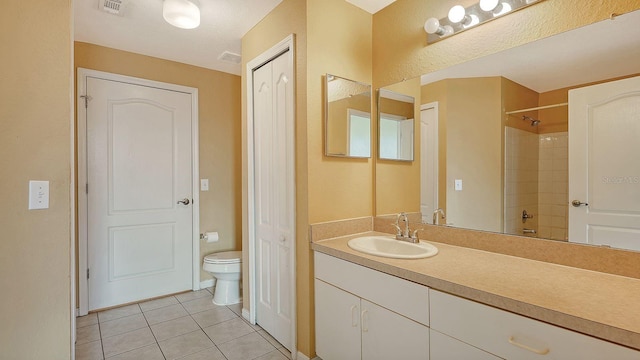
top-left (425, 0), bottom-right (545, 44)
top-left (163, 0), bottom-right (200, 29)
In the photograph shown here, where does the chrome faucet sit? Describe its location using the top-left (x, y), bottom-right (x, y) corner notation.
top-left (432, 208), bottom-right (445, 225)
top-left (394, 212), bottom-right (421, 243)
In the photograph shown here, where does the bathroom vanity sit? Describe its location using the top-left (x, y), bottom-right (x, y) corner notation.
top-left (313, 233), bottom-right (640, 359)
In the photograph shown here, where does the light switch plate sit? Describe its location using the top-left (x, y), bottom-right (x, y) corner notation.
top-left (29, 180), bottom-right (49, 209)
top-left (454, 179), bottom-right (463, 191)
top-left (200, 179), bottom-right (209, 191)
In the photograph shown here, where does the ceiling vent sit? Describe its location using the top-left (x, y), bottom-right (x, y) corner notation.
top-left (219, 51), bottom-right (242, 64)
top-left (99, 0), bottom-right (125, 16)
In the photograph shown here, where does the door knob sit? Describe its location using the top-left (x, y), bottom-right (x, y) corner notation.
top-left (177, 198), bottom-right (190, 205)
top-left (571, 200), bottom-right (588, 207)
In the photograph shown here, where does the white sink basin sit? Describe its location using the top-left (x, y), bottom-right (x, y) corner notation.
top-left (347, 236), bottom-right (438, 259)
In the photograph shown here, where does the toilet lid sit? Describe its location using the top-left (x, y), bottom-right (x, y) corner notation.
top-left (204, 251), bottom-right (242, 264)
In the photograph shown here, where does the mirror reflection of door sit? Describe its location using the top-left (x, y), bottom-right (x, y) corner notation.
top-left (325, 74), bottom-right (372, 158)
top-left (568, 75), bottom-right (640, 251)
top-left (347, 109), bottom-right (372, 157)
top-left (378, 88), bottom-right (416, 161)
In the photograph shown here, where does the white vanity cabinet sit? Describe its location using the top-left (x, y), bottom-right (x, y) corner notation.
top-left (314, 252), bottom-right (430, 360)
top-left (430, 289), bottom-right (640, 360)
top-left (430, 329), bottom-right (502, 360)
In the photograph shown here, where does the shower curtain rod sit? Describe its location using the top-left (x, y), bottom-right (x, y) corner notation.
top-left (505, 102), bottom-right (568, 115)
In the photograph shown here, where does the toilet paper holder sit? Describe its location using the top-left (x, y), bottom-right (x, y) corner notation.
top-left (200, 232), bottom-right (220, 243)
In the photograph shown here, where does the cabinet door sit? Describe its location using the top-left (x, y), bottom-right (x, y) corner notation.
top-left (315, 279), bottom-right (361, 360)
top-left (361, 300), bottom-right (429, 360)
top-left (430, 329), bottom-right (503, 360)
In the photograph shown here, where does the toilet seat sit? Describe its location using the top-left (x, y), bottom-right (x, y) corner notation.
top-left (204, 251), bottom-right (241, 264)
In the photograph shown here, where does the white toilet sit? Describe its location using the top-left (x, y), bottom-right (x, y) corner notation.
top-left (203, 251), bottom-right (242, 305)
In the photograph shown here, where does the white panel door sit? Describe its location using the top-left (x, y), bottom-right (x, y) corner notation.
top-left (361, 299), bottom-right (429, 360)
top-left (86, 76), bottom-right (193, 310)
top-left (253, 50), bottom-right (294, 349)
top-left (568, 75), bottom-right (640, 250)
top-left (421, 104), bottom-right (439, 223)
top-left (314, 279), bottom-right (361, 360)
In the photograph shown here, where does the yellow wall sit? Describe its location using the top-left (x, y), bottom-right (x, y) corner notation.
top-left (74, 42), bottom-right (243, 282)
top-left (446, 77), bottom-right (503, 231)
top-left (376, 77), bottom-right (421, 215)
top-left (0, 1), bottom-right (72, 358)
top-left (242, 0), bottom-right (371, 356)
top-left (241, 0), bottom-right (311, 355)
top-left (503, 77), bottom-right (540, 133)
top-left (307, 0), bottom-right (373, 224)
top-left (373, 1), bottom-right (640, 87)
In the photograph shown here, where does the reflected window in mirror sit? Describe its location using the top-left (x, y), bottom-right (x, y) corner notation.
top-left (325, 74), bottom-right (372, 158)
top-left (378, 88), bottom-right (415, 161)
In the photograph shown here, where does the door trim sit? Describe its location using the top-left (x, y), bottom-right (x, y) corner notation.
top-left (77, 68), bottom-right (200, 315)
top-left (245, 34), bottom-right (297, 356)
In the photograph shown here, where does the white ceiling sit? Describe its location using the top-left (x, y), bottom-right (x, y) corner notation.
top-left (421, 10), bottom-right (640, 93)
top-left (74, 0), bottom-right (283, 75)
top-left (74, 0), bottom-right (394, 76)
top-left (346, 0), bottom-right (396, 14)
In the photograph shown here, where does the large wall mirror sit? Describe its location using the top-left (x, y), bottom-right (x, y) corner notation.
top-left (325, 74), bottom-right (372, 158)
top-left (378, 10), bottom-right (640, 251)
top-left (378, 89), bottom-right (415, 161)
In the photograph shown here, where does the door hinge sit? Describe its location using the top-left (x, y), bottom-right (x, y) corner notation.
top-left (80, 95), bottom-right (92, 108)
top-left (86, 183), bottom-right (89, 194)
top-left (87, 268), bottom-right (90, 279)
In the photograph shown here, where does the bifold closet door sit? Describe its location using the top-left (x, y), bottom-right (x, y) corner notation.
top-left (253, 50), bottom-right (294, 349)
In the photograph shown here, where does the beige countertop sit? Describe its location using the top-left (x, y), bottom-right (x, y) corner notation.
top-left (312, 231), bottom-right (640, 351)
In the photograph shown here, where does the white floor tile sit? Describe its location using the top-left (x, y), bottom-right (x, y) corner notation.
top-left (150, 315), bottom-right (200, 342)
top-left (177, 346), bottom-right (227, 360)
top-left (76, 339), bottom-right (104, 360)
top-left (77, 324), bottom-right (101, 345)
top-left (175, 289), bottom-right (211, 303)
top-left (98, 304), bottom-right (142, 323)
top-left (190, 306), bottom-right (237, 328)
top-left (143, 303), bottom-right (188, 325)
top-left (181, 296), bottom-right (221, 315)
top-left (217, 332), bottom-right (276, 360)
top-left (100, 313), bottom-right (148, 338)
top-left (158, 330), bottom-right (214, 360)
top-left (105, 344), bottom-right (164, 360)
top-left (139, 296), bottom-right (179, 312)
top-left (102, 327), bottom-right (155, 358)
top-left (203, 318), bottom-right (254, 345)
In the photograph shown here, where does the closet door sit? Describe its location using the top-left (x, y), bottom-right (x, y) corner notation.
top-left (253, 50), bottom-right (294, 349)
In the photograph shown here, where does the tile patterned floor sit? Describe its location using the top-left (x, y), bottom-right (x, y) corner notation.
top-left (76, 288), bottom-right (291, 360)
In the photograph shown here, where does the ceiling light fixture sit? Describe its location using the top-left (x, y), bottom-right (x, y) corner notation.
top-left (163, 0), bottom-right (200, 29)
top-left (425, 0), bottom-right (544, 44)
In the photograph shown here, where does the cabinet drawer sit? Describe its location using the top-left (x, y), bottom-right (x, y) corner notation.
top-left (430, 289), bottom-right (640, 360)
top-left (430, 329), bottom-right (502, 360)
top-left (315, 252), bottom-right (429, 326)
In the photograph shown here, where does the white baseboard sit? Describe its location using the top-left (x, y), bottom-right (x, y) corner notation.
top-left (199, 279), bottom-right (215, 289)
top-left (294, 352), bottom-right (320, 360)
top-left (241, 308), bottom-right (251, 322)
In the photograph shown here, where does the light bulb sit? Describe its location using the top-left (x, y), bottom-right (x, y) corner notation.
top-left (424, 18), bottom-right (454, 37)
top-left (424, 18), bottom-right (441, 34)
top-left (479, 0), bottom-right (500, 11)
top-left (448, 5), bottom-right (467, 24)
